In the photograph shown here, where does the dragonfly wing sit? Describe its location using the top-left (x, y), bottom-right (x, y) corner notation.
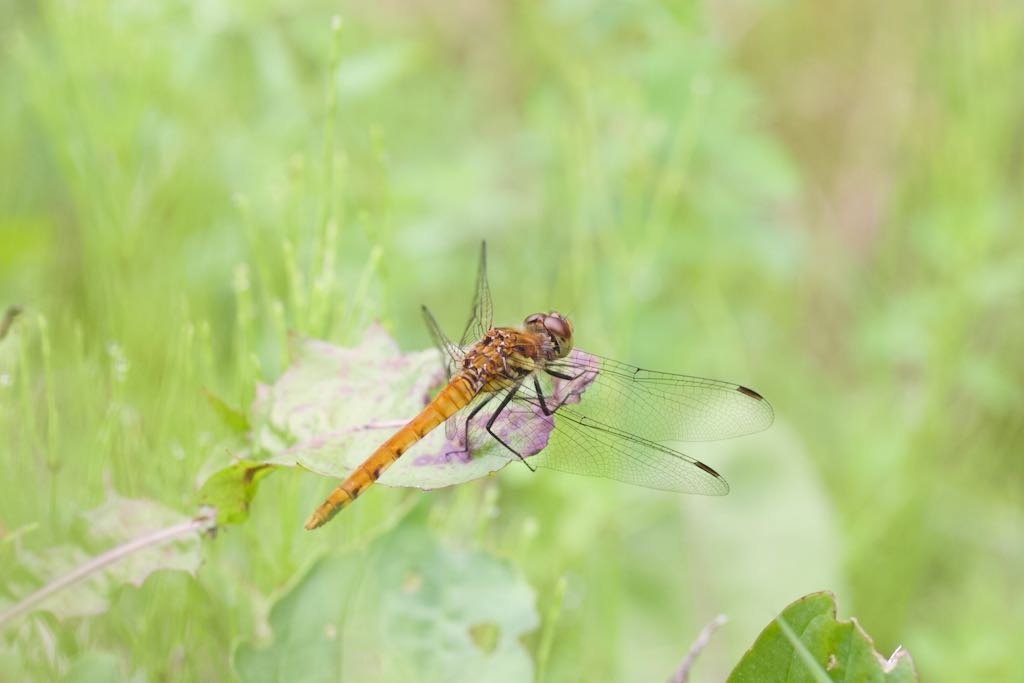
top-left (459, 241), bottom-right (494, 347)
top-left (485, 379), bottom-right (729, 494)
top-left (543, 350), bottom-right (774, 443)
top-left (537, 405), bottom-right (729, 494)
top-left (422, 305), bottom-right (463, 380)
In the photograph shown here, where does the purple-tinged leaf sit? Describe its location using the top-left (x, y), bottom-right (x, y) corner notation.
top-left (249, 325), bottom-right (576, 491)
top-left (196, 328), bottom-right (597, 525)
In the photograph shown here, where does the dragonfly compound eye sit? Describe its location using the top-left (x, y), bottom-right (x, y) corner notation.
top-left (543, 315), bottom-right (571, 339)
top-left (525, 313), bottom-right (545, 325)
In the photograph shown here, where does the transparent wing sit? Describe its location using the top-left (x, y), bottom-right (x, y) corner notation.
top-left (422, 305), bottom-right (464, 380)
top-left (439, 377), bottom-right (530, 451)
top-left (543, 350), bottom-right (774, 443)
top-left (459, 350), bottom-right (773, 494)
top-left (422, 304), bottom-right (472, 442)
top-left (538, 405), bottom-right (730, 495)
top-left (444, 389), bottom-right (493, 445)
top-left (475, 377), bottom-right (729, 495)
top-left (459, 241), bottom-right (493, 348)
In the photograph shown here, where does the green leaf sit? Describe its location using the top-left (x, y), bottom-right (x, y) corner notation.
top-left (195, 459), bottom-right (279, 526)
top-left (234, 523), bottom-right (538, 683)
top-left (728, 591), bottom-right (918, 683)
top-left (203, 388), bottom-right (251, 434)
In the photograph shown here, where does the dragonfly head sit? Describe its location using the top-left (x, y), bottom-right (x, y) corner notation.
top-left (524, 311), bottom-right (573, 360)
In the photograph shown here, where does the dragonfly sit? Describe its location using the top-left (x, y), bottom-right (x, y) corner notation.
top-left (304, 243), bottom-right (773, 530)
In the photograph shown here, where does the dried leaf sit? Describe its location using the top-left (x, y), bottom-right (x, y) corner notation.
top-left (10, 495), bottom-right (200, 621)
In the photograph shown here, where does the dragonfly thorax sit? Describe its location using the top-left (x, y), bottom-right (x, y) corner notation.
top-left (524, 311), bottom-right (573, 361)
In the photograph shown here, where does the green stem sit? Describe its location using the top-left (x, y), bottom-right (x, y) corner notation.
top-left (535, 575), bottom-right (567, 683)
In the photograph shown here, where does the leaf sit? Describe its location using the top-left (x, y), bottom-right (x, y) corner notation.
top-left (198, 325), bottom-right (590, 527)
top-left (10, 494), bottom-right (201, 621)
top-left (250, 324), bottom-right (559, 490)
top-left (727, 591), bottom-right (918, 683)
top-left (233, 523), bottom-right (538, 683)
top-left (195, 459), bottom-right (279, 526)
top-left (203, 388), bottom-right (251, 434)
top-left (13, 545), bottom-right (108, 619)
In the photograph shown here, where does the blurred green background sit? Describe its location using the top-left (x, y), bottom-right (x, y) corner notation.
top-left (2, 0), bottom-right (1022, 681)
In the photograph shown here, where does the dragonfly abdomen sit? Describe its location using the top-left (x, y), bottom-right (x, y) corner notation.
top-left (303, 374), bottom-right (476, 530)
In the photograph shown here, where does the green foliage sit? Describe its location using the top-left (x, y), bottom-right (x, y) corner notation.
top-left (729, 592), bottom-right (917, 683)
top-left (2, 0), bottom-right (1022, 681)
top-left (234, 521), bottom-right (538, 683)
top-left (204, 388), bottom-right (251, 436)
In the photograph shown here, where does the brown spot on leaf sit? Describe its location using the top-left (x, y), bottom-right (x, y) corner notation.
top-left (401, 571), bottom-right (422, 593)
top-left (468, 622), bottom-right (500, 654)
top-left (242, 464), bottom-right (272, 484)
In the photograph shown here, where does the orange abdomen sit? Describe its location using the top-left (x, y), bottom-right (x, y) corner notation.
top-left (303, 375), bottom-right (475, 530)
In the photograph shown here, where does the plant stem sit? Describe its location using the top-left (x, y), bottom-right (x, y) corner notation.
top-left (668, 614), bottom-right (728, 683)
top-left (535, 575), bottom-right (567, 683)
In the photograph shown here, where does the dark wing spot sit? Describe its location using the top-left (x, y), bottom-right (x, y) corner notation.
top-left (695, 460), bottom-right (722, 478)
top-left (736, 385), bottom-right (764, 401)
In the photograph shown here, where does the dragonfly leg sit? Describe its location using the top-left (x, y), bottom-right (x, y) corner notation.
top-left (534, 376), bottom-right (553, 416)
top-left (443, 393), bottom-right (494, 460)
top-left (545, 369), bottom-right (576, 381)
top-left (486, 383), bottom-right (537, 472)
top-left (539, 370), bottom-right (586, 413)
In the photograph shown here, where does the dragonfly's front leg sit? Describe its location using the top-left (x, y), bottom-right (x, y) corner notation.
top-left (538, 368), bottom-right (587, 414)
top-left (545, 369), bottom-right (577, 382)
top-left (485, 382), bottom-right (537, 472)
top-left (533, 376), bottom-right (555, 416)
